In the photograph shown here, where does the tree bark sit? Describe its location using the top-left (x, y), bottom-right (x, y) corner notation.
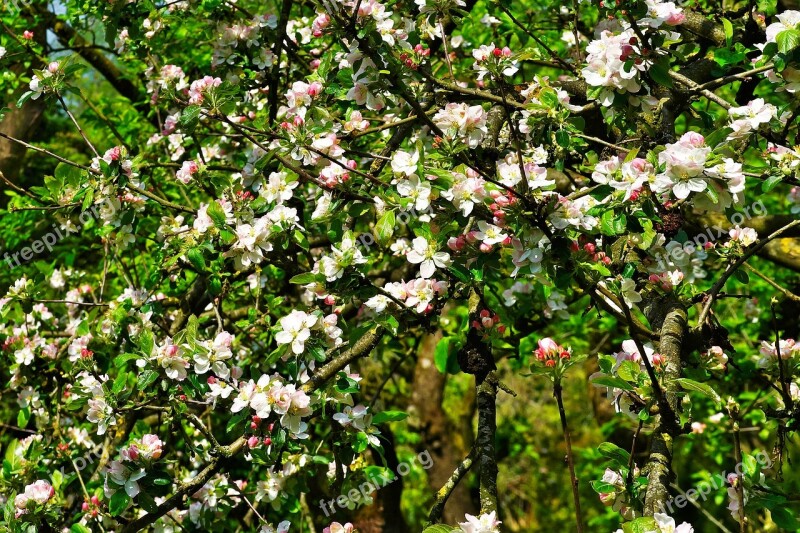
top-left (642, 296), bottom-right (687, 516)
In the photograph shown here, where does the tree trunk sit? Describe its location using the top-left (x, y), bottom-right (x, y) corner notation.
top-left (411, 330), bottom-right (477, 524)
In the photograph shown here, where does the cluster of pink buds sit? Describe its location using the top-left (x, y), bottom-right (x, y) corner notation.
top-left (493, 46), bottom-right (512, 58)
top-left (399, 44), bottom-right (430, 70)
top-left (488, 190), bottom-right (518, 226)
top-left (280, 115), bottom-right (305, 131)
top-left (312, 13), bottom-right (331, 37)
top-left (534, 337), bottom-right (570, 367)
top-left (471, 309), bottom-right (506, 338)
top-left (570, 239), bottom-right (612, 266)
top-left (236, 190), bottom-right (256, 202)
top-left (648, 271), bottom-right (682, 291)
top-left (82, 495), bottom-right (102, 518)
top-left (247, 419), bottom-right (276, 448)
top-left (80, 348), bottom-right (94, 359)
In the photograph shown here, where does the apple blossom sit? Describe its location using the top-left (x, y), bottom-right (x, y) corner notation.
top-left (406, 236), bottom-right (452, 278)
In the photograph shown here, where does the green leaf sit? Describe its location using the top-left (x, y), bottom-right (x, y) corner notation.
top-left (109, 491), bottom-right (130, 516)
top-left (648, 62), bottom-right (674, 88)
top-left (742, 454), bottom-right (758, 477)
top-left (226, 411), bottom-right (248, 434)
top-left (139, 329), bottom-right (154, 356)
top-left (112, 372), bottom-right (128, 395)
top-left (17, 408), bottom-right (30, 428)
top-left (374, 210), bottom-right (396, 246)
top-left (434, 336), bottom-right (461, 374)
top-left (721, 18), bottom-right (733, 48)
top-left (600, 211), bottom-right (616, 236)
top-left (761, 174), bottom-right (783, 192)
top-left (705, 127), bottom-right (733, 147)
top-left (180, 105), bottom-right (202, 133)
top-left (186, 248), bottom-right (206, 271)
top-left (289, 272), bottom-right (319, 285)
top-left (591, 376), bottom-right (635, 392)
top-left (372, 410), bottom-right (408, 424)
top-left (137, 369), bottom-right (159, 391)
top-left (590, 480), bottom-right (618, 493)
top-left (777, 29), bottom-right (800, 54)
top-left (705, 184), bottom-right (719, 205)
top-left (137, 491), bottom-right (158, 513)
top-left (617, 360), bottom-right (640, 381)
top-left (674, 378), bottom-right (721, 403)
top-left (71, 525), bottom-right (93, 533)
top-left (733, 269), bottom-right (750, 284)
top-left (448, 263), bottom-right (471, 283)
top-left (623, 147), bottom-right (640, 163)
top-left (207, 201), bottom-right (228, 228)
top-left (422, 526), bottom-right (455, 533)
top-left (623, 517), bottom-right (659, 533)
top-left (555, 129), bottom-right (570, 148)
top-left (17, 91), bottom-right (35, 107)
top-left (598, 442), bottom-right (631, 466)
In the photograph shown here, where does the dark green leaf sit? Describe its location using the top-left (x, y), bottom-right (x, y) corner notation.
top-left (109, 491), bottom-right (130, 516)
top-left (180, 105), bottom-right (202, 133)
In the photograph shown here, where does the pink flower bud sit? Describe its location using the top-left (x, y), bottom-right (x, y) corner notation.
top-left (22, 31), bottom-right (34, 39)
top-left (502, 47), bottom-right (512, 57)
top-left (479, 243), bottom-right (493, 253)
top-left (247, 436), bottom-right (260, 448)
top-left (599, 492), bottom-right (616, 506)
top-left (308, 81), bottom-right (323, 97)
top-left (310, 59), bottom-right (321, 69)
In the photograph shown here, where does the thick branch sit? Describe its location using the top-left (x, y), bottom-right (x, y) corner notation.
top-left (476, 371), bottom-right (499, 514)
top-left (642, 297), bottom-right (687, 516)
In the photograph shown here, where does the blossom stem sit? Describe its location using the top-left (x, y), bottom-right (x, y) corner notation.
top-left (554, 380), bottom-right (584, 533)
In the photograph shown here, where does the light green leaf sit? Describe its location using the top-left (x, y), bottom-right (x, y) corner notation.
top-left (674, 378), bottom-right (721, 403)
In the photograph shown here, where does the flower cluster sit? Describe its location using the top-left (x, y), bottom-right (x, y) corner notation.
top-left (14, 480), bottom-right (55, 518)
top-left (230, 374), bottom-right (313, 438)
top-left (364, 278), bottom-right (448, 314)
